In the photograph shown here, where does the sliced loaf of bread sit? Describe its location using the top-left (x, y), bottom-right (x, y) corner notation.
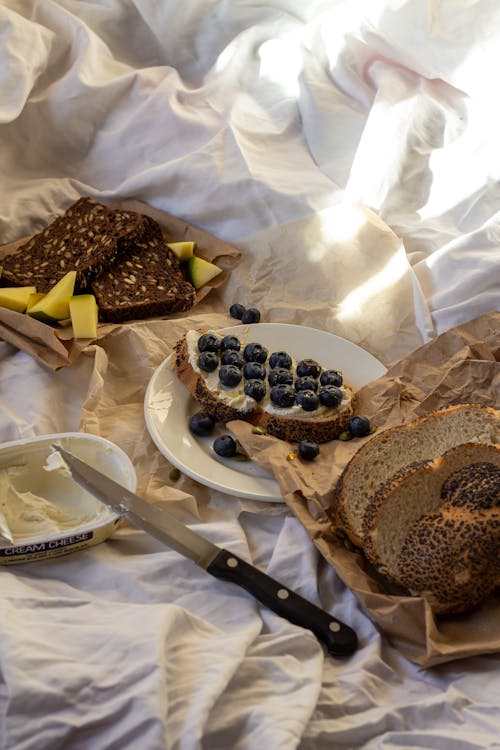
top-left (335, 404), bottom-right (500, 547)
top-left (361, 443), bottom-right (500, 583)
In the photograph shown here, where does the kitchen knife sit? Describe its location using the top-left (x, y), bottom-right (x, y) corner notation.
top-left (54, 445), bottom-right (358, 657)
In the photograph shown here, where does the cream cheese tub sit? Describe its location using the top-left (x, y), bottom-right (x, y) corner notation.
top-left (0, 433), bottom-right (136, 565)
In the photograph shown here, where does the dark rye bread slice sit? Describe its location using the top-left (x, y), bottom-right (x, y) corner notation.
top-left (361, 443), bottom-right (500, 579)
top-left (397, 457), bottom-right (500, 614)
top-left (0, 197), bottom-right (161, 293)
top-left (173, 333), bottom-right (356, 443)
top-left (92, 235), bottom-right (196, 323)
top-left (335, 404), bottom-right (500, 547)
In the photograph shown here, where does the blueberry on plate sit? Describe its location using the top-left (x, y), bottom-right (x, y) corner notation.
top-left (270, 384), bottom-right (296, 408)
top-left (320, 369), bottom-right (343, 387)
top-left (213, 434), bottom-right (237, 457)
top-left (244, 379), bottom-right (267, 401)
top-left (219, 364), bottom-right (243, 388)
top-left (295, 376), bottom-right (318, 392)
top-left (296, 359), bottom-right (321, 378)
top-left (220, 350), bottom-right (245, 368)
top-left (198, 351), bottom-right (219, 373)
top-left (295, 390), bottom-right (319, 411)
top-left (220, 335), bottom-right (241, 352)
top-left (348, 415), bottom-right (371, 437)
top-left (241, 307), bottom-right (261, 324)
top-left (197, 333), bottom-right (221, 353)
top-left (229, 303), bottom-right (246, 320)
top-left (243, 361), bottom-right (266, 380)
top-left (243, 342), bottom-right (268, 364)
top-left (269, 351), bottom-right (292, 370)
top-left (298, 440), bottom-right (320, 461)
top-left (268, 368), bottom-right (293, 386)
top-left (189, 411), bottom-right (215, 437)
top-left (318, 385), bottom-right (343, 407)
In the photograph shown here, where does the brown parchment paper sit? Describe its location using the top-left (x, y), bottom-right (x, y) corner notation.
top-left (0, 198), bottom-right (241, 369)
top-left (228, 311), bottom-right (500, 667)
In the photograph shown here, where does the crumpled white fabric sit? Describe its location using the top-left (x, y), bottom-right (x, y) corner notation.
top-left (1, 1), bottom-right (500, 749)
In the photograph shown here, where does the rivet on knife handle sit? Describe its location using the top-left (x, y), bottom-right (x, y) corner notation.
top-left (206, 549), bottom-right (358, 657)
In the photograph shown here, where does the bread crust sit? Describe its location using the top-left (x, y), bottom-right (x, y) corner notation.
top-left (173, 333), bottom-right (356, 443)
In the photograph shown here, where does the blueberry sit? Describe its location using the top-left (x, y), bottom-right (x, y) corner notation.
top-left (197, 333), bottom-right (221, 353)
top-left (241, 307), bottom-right (261, 324)
top-left (189, 411), bottom-right (215, 437)
top-left (298, 441), bottom-right (320, 461)
top-left (295, 390), bottom-right (319, 411)
top-left (296, 359), bottom-right (321, 378)
top-left (268, 368), bottom-right (293, 386)
top-left (198, 351), bottom-right (219, 373)
top-left (244, 379), bottom-right (267, 401)
top-left (213, 434), bottom-right (237, 457)
top-left (219, 364), bottom-right (243, 388)
top-left (220, 335), bottom-right (241, 352)
top-left (269, 351), bottom-right (292, 370)
top-left (243, 362), bottom-right (266, 380)
top-left (220, 350), bottom-right (245, 368)
top-left (229, 303), bottom-right (246, 320)
top-left (320, 369), bottom-right (343, 387)
top-left (348, 415), bottom-right (371, 437)
top-left (243, 342), bottom-right (268, 364)
top-left (295, 376), bottom-right (318, 392)
top-left (319, 385), bottom-right (343, 407)
top-left (270, 384), bottom-right (296, 408)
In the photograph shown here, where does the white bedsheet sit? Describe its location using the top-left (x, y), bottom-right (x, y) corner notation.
top-left (1, 1), bottom-right (499, 749)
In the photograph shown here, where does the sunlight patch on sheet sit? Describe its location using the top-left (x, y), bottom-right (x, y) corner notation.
top-left (337, 246), bottom-right (409, 321)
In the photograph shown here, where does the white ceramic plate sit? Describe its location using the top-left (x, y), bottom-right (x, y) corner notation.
top-left (144, 323), bottom-right (387, 502)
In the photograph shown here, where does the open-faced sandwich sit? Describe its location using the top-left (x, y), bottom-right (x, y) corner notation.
top-left (172, 328), bottom-right (358, 443)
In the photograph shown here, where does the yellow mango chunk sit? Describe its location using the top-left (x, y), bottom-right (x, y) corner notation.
top-left (167, 241), bottom-right (195, 261)
top-left (26, 292), bottom-right (46, 312)
top-left (0, 286), bottom-right (37, 313)
top-left (27, 271), bottom-right (76, 323)
top-left (69, 294), bottom-right (98, 339)
top-left (187, 256), bottom-right (222, 289)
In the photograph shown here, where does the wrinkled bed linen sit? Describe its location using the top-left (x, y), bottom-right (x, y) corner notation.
top-left (1, 1), bottom-right (499, 749)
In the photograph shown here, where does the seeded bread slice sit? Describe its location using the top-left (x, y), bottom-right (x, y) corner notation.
top-left (0, 197), bottom-right (161, 293)
top-left (173, 333), bottom-right (356, 443)
top-left (335, 404), bottom-right (500, 547)
top-left (397, 457), bottom-right (500, 614)
top-left (361, 443), bottom-right (500, 579)
top-left (92, 236), bottom-right (195, 323)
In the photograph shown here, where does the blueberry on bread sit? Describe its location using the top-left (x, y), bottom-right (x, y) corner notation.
top-left (173, 329), bottom-right (356, 443)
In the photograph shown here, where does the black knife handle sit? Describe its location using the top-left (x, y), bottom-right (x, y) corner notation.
top-left (206, 549), bottom-right (358, 657)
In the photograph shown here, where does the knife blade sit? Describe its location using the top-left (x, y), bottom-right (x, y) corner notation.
top-left (54, 444), bottom-right (358, 657)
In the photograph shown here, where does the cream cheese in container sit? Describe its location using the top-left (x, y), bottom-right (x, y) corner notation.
top-left (0, 433), bottom-right (136, 565)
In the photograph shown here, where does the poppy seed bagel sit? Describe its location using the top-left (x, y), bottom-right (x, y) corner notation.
top-left (172, 330), bottom-right (357, 443)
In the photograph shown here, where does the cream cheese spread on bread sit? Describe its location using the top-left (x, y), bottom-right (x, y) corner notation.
top-left (186, 329), bottom-right (352, 420)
